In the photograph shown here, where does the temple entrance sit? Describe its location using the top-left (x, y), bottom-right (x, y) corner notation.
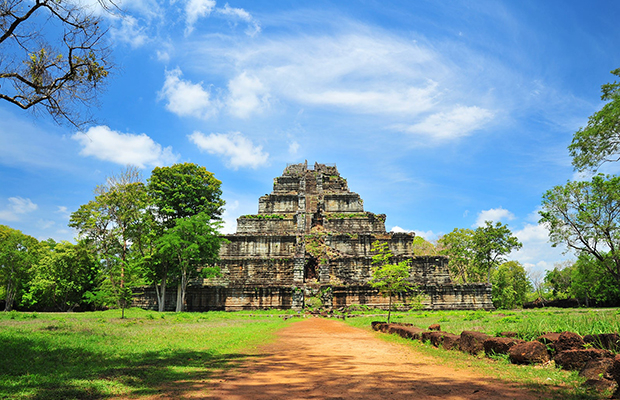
top-left (304, 257), bottom-right (318, 282)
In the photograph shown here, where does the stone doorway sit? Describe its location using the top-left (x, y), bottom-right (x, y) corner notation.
top-left (304, 257), bottom-right (318, 282)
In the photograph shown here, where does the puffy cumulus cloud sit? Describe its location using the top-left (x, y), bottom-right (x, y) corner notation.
top-left (159, 68), bottom-right (219, 119)
top-left (185, 0), bottom-right (216, 35)
top-left (473, 207), bottom-right (515, 228)
top-left (216, 3), bottom-right (261, 36)
top-left (72, 126), bottom-right (179, 168)
top-left (396, 106), bottom-right (494, 141)
top-left (0, 197), bottom-right (38, 221)
top-left (226, 72), bottom-right (270, 118)
top-left (189, 131), bottom-right (269, 169)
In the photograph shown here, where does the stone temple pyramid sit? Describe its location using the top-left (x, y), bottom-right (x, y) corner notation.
top-left (136, 162), bottom-right (493, 311)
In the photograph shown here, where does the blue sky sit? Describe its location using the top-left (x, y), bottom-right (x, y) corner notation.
top-left (2, 0), bottom-right (620, 275)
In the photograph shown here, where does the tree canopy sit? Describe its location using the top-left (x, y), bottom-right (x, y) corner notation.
top-left (438, 222), bottom-right (521, 284)
top-left (568, 68), bottom-right (620, 171)
top-left (0, 0), bottom-right (115, 127)
top-left (540, 174), bottom-right (620, 284)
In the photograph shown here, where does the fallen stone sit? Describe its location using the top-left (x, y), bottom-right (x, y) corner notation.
top-left (459, 331), bottom-right (492, 355)
top-left (498, 331), bottom-right (518, 338)
top-left (582, 378), bottom-right (617, 394)
top-left (484, 337), bottom-right (525, 356)
top-left (441, 333), bottom-right (461, 350)
top-left (428, 324), bottom-right (441, 331)
top-left (371, 321), bottom-right (386, 331)
top-left (508, 341), bottom-right (550, 364)
top-left (583, 333), bottom-right (620, 352)
top-left (555, 331), bottom-right (585, 352)
top-left (428, 331), bottom-right (450, 347)
top-left (396, 326), bottom-right (425, 340)
top-left (579, 358), bottom-right (614, 381)
top-left (607, 354), bottom-right (620, 384)
top-left (555, 349), bottom-right (613, 371)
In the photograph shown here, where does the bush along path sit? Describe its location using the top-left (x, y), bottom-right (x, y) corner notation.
top-left (372, 321), bottom-right (620, 397)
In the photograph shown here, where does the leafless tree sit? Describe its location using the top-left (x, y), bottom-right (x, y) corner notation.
top-left (0, 0), bottom-right (116, 127)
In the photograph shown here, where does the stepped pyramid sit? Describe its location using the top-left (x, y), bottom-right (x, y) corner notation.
top-left (134, 162), bottom-right (494, 311)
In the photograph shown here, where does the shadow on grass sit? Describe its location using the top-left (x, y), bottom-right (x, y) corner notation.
top-left (0, 333), bottom-right (256, 399)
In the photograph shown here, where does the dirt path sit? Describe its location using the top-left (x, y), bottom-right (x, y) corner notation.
top-left (201, 318), bottom-right (543, 400)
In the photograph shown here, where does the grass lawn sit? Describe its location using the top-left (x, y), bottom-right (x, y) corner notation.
top-left (345, 308), bottom-right (620, 400)
top-left (0, 308), bottom-right (291, 399)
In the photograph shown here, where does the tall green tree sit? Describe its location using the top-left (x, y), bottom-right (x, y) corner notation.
top-left (369, 241), bottom-right (414, 323)
top-left (156, 213), bottom-right (225, 312)
top-left (70, 168), bottom-right (149, 317)
top-left (437, 228), bottom-right (475, 283)
top-left (569, 68), bottom-right (620, 171)
top-left (147, 163), bottom-right (225, 312)
top-left (438, 223), bottom-right (521, 283)
top-left (0, 225), bottom-right (39, 311)
top-left (491, 261), bottom-right (531, 309)
top-left (473, 221), bottom-right (522, 283)
top-left (539, 174), bottom-right (620, 285)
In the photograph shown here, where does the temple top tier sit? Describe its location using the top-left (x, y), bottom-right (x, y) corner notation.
top-left (236, 161), bottom-right (387, 235)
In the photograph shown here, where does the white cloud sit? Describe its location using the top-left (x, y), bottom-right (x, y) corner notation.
top-left (189, 131), bottom-right (269, 169)
top-left (185, 0), bottom-right (216, 35)
top-left (110, 16), bottom-right (149, 48)
top-left (72, 126), bottom-right (179, 168)
top-left (159, 68), bottom-right (218, 119)
top-left (397, 106), bottom-right (494, 141)
top-left (473, 207), bottom-right (515, 228)
top-left (511, 222), bottom-right (570, 273)
top-left (186, 28), bottom-right (496, 139)
top-left (0, 197), bottom-right (38, 221)
top-left (288, 141), bottom-right (300, 155)
top-left (216, 3), bottom-right (261, 36)
top-left (227, 72), bottom-right (270, 118)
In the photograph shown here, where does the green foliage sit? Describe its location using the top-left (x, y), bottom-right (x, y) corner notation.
top-left (540, 174), bottom-right (620, 285)
top-left (437, 228), bottom-right (475, 283)
top-left (491, 261), bottom-right (531, 309)
top-left (412, 236), bottom-right (437, 256)
top-left (438, 222), bottom-right (522, 283)
top-left (546, 253), bottom-right (620, 306)
top-left (23, 241), bottom-right (99, 311)
top-left (369, 241), bottom-right (414, 323)
top-left (148, 163), bottom-right (224, 226)
top-left (0, 225), bottom-right (39, 311)
top-left (569, 68), bottom-right (620, 171)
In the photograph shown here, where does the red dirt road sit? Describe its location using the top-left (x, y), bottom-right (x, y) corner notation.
top-left (204, 318), bottom-right (543, 400)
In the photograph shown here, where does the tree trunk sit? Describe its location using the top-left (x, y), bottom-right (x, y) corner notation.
top-left (155, 275), bottom-right (167, 312)
top-left (387, 294), bottom-right (392, 324)
top-left (176, 269), bottom-right (188, 312)
top-left (175, 282), bottom-right (182, 312)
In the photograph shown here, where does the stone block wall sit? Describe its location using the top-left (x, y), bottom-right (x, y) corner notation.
top-left (219, 235), bottom-right (297, 258)
top-left (133, 282), bottom-right (493, 311)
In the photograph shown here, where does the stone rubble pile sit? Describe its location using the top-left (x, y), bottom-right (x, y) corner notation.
top-left (372, 321), bottom-right (620, 396)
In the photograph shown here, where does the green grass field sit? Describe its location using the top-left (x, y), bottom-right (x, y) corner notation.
top-left (0, 309), bottom-right (291, 399)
